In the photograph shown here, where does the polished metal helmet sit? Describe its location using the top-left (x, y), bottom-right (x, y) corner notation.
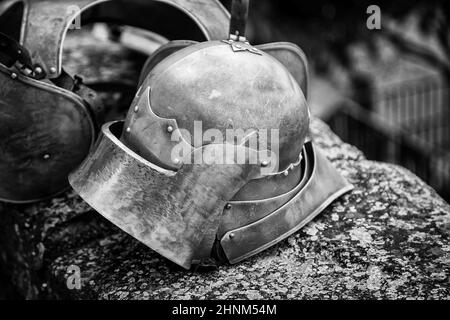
top-left (0, 0), bottom-right (229, 203)
top-left (69, 0), bottom-right (353, 269)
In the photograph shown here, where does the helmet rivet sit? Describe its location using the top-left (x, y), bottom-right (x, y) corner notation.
top-left (284, 170), bottom-right (289, 176)
top-left (225, 203), bottom-right (232, 210)
top-left (49, 67), bottom-right (57, 74)
top-left (126, 127), bottom-right (131, 133)
top-left (229, 233), bottom-right (235, 239)
top-left (290, 164), bottom-right (294, 170)
top-left (34, 66), bottom-right (42, 74)
top-left (134, 106), bottom-right (139, 113)
top-left (11, 72), bottom-right (17, 79)
top-left (261, 160), bottom-right (269, 168)
top-left (43, 154), bottom-right (50, 160)
top-left (167, 125), bottom-right (174, 133)
top-left (173, 158), bottom-right (181, 165)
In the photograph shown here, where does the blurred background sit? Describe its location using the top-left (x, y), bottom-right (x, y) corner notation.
top-left (233, 0), bottom-right (450, 202)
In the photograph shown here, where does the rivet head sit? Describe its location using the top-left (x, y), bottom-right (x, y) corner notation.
top-left (225, 203), bottom-right (232, 210)
top-left (261, 160), bottom-right (269, 168)
top-left (34, 66), bottom-right (42, 74)
top-left (126, 127), bottom-right (131, 133)
top-left (22, 68), bottom-right (32, 76)
top-left (134, 106), bottom-right (139, 113)
top-left (43, 154), bottom-right (50, 160)
top-left (173, 158), bottom-right (181, 165)
top-left (10, 72), bottom-right (17, 79)
top-left (49, 67), bottom-right (57, 74)
top-left (229, 233), bottom-right (235, 239)
top-left (283, 170), bottom-right (289, 176)
top-left (167, 125), bottom-right (174, 133)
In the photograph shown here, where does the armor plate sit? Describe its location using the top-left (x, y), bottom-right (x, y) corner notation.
top-left (0, 0), bottom-right (230, 202)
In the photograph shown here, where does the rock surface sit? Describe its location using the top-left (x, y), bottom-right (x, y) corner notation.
top-left (1, 31), bottom-right (449, 300)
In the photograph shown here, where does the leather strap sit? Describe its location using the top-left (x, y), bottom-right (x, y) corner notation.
top-left (229, 0), bottom-right (249, 38)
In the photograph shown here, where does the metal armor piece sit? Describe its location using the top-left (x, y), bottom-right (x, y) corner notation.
top-left (0, 65), bottom-right (95, 202)
top-left (0, 0), bottom-right (230, 203)
top-left (220, 142), bottom-right (353, 263)
top-left (137, 40), bottom-right (198, 86)
top-left (70, 34), bottom-right (353, 268)
top-left (139, 41), bottom-right (309, 99)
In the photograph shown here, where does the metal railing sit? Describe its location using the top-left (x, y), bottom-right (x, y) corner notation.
top-left (327, 97), bottom-right (450, 202)
top-left (377, 76), bottom-right (450, 150)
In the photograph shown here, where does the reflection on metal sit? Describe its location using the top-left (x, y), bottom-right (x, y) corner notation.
top-left (69, 121), bottom-right (264, 269)
top-left (229, 0), bottom-right (249, 40)
top-left (222, 39), bottom-right (262, 55)
top-left (18, 0), bottom-right (230, 78)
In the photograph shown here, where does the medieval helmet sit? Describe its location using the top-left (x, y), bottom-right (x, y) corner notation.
top-left (0, 0), bottom-right (230, 203)
top-left (69, 0), bottom-right (353, 269)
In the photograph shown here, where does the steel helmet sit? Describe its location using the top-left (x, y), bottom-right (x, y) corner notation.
top-left (69, 0), bottom-right (353, 269)
top-left (0, 0), bottom-right (229, 203)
